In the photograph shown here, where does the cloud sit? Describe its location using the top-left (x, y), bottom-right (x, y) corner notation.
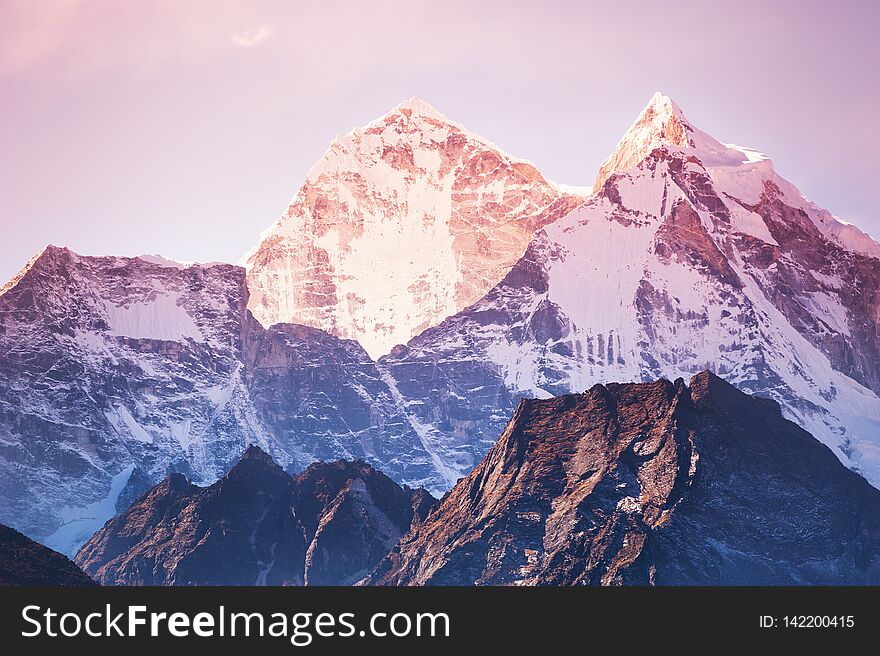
top-left (228, 25), bottom-right (277, 48)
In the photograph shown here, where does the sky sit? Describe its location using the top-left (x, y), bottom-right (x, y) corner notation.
top-left (1, 0), bottom-right (878, 284)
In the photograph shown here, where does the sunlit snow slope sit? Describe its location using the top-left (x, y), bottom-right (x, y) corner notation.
top-left (381, 93), bottom-right (880, 488)
top-left (244, 98), bottom-right (585, 359)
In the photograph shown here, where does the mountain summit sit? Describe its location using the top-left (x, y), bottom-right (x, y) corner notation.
top-left (375, 93), bottom-right (880, 490)
top-left (597, 92), bottom-right (880, 258)
top-left (594, 92), bottom-right (697, 190)
top-left (243, 98), bottom-right (584, 358)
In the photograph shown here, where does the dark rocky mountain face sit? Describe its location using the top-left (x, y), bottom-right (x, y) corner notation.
top-left (75, 446), bottom-right (435, 586)
top-left (243, 322), bottom-right (444, 489)
top-left (292, 459), bottom-right (437, 585)
top-left (365, 372), bottom-right (880, 585)
top-left (0, 523), bottom-right (95, 586)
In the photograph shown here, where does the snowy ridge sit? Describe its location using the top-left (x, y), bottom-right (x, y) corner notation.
top-left (382, 95), bottom-right (880, 490)
top-left (596, 92), bottom-right (880, 260)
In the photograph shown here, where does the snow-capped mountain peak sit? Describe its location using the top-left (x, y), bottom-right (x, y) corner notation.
top-left (376, 93), bottom-right (880, 498)
top-left (392, 96), bottom-right (457, 124)
top-left (312, 97), bottom-right (470, 182)
top-left (594, 91), bottom-right (763, 190)
top-left (622, 91), bottom-right (694, 147)
top-left (594, 92), bottom-right (692, 189)
top-left (244, 100), bottom-right (585, 359)
top-left (595, 93), bottom-right (880, 259)
top-left (1, 243), bottom-right (59, 295)
top-left (0, 243), bottom-right (457, 552)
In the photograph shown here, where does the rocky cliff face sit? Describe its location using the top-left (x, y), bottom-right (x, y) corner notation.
top-left (0, 523), bottom-right (95, 586)
top-left (365, 372), bottom-right (880, 585)
top-left (243, 322), bottom-right (447, 490)
top-left (378, 93), bottom-right (880, 490)
top-left (244, 98), bottom-right (584, 359)
top-left (75, 446), bottom-right (435, 585)
top-left (0, 246), bottom-right (256, 552)
top-left (0, 247), bottom-right (449, 554)
top-left (292, 459), bottom-right (437, 586)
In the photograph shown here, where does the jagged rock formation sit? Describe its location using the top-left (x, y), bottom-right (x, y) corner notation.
top-left (243, 98), bottom-right (585, 359)
top-left (0, 523), bottom-right (95, 586)
top-left (365, 372), bottom-right (880, 585)
top-left (75, 446), bottom-right (435, 585)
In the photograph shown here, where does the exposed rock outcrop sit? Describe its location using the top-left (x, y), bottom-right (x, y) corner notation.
top-left (75, 446), bottom-right (435, 586)
top-left (365, 372), bottom-right (880, 585)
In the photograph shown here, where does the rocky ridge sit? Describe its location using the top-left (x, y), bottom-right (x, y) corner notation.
top-left (366, 372), bottom-right (880, 585)
top-left (75, 446), bottom-right (435, 585)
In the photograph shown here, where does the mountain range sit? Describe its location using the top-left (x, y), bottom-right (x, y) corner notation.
top-left (29, 372), bottom-right (877, 587)
top-left (5, 374), bottom-right (880, 586)
top-left (381, 93), bottom-right (880, 514)
top-left (1, 92), bottom-right (878, 562)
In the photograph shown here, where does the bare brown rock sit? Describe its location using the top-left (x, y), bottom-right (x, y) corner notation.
top-left (75, 447), bottom-right (435, 586)
top-left (365, 372), bottom-right (880, 585)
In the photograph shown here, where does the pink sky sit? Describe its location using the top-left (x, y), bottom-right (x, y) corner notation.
top-left (1, 0), bottom-right (878, 284)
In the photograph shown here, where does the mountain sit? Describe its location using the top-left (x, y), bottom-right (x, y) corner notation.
top-left (378, 93), bottom-right (880, 490)
top-left (0, 247), bottom-right (450, 554)
top-left (243, 98), bottom-right (585, 359)
top-left (0, 246), bottom-right (254, 552)
top-left (594, 93), bottom-right (880, 260)
top-left (75, 446), bottom-right (435, 585)
top-left (365, 372), bottom-right (880, 585)
top-left (2, 93), bottom-right (879, 557)
top-left (0, 523), bottom-right (95, 586)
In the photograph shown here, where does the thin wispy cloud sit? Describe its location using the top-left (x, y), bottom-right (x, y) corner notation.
top-left (228, 25), bottom-right (277, 48)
